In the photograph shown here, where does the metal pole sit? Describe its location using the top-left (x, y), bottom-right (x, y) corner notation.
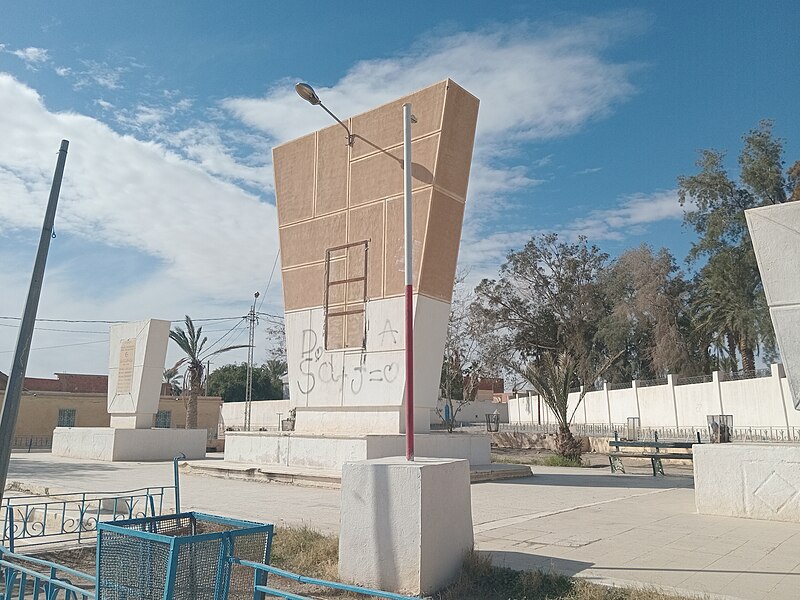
top-left (0, 140), bottom-right (69, 506)
top-left (403, 103), bottom-right (414, 461)
top-left (245, 292), bottom-right (258, 432)
top-left (173, 454), bottom-right (184, 513)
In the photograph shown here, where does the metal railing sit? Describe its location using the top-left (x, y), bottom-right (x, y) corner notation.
top-left (636, 377), bottom-right (667, 388)
top-left (607, 381), bottom-right (632, 390)
top-left (0, 548), bottom-right (95, 599)
top-left (501, 422), bottom-right (800, 443)
top-left (674, 374), bottom-right (714, 386)
top-left (500, 422), bottom-right (625, 436)
top-left (11, 437), bottom-right (52, 451)
top-left (221, 425), bottom-right (279, 436)
top-left (1, 457), bottom-right (182, 552)
top-left (233, 558), bottom-right (417, 600)
top-left (723, 368), bottom-right (772, 381)
top-left (0, 549), bottom-right (417, 600)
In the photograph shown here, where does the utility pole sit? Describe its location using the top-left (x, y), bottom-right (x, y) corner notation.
top-left (244, 291), bottom-right (259, 431)
top-left (0, 140), bottom-right (69, 506)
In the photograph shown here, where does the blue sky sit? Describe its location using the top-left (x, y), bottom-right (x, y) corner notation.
top-left (0, 2), bottom-right (798, 377)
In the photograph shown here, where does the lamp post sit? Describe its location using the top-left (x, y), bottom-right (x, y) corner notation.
top-left (295, 83), bottom-right (415, 461)
top-left (402, 102), bottom-right (414, 461)
top-left (295, 83), bottom-right (354, 146)
top-left (0, 140), bottom-right (69, 506)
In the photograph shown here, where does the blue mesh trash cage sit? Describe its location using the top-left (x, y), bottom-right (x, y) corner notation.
top-left (96, 512), bottom-right (273, 600)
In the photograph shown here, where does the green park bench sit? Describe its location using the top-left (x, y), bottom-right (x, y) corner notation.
top-left (609, 431), bottom-right (700, 476)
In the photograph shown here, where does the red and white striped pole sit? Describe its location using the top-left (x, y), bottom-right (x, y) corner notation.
top-left (403, 102), bottom-right (415, 461)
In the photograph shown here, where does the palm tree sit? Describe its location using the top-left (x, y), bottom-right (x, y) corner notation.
top-left (525, 352), bottom-right (584, 461)
top-left (169, 316), bottom-right (249, 429)
top-left (692, 248), bottom-right (770, 373)
top-left (163, 360), bottom-right (185, 396)
top-left (525, 349), bottom-right (621, 461)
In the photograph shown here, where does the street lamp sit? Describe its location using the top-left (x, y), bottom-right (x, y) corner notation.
top-left (295, 82), bottom-right (354, 146)
top-left (295, 84), bottom-right (416, 461)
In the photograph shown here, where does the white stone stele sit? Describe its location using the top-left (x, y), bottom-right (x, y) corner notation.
top-left (223, 431), bottom-right (491, 471)
top-left (107, 319), bottom-right (171, 428)
top-left (339, 457), bottom-right (473, 595)
top-left (694, 443), bottom-right (800, 522)
top-left (52, 427), bottom-right (207, 461)
top-left (746, 204), bottom-right (800, 409)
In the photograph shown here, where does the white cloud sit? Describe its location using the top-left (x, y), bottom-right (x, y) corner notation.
top-left (74, 60), bottom-right (126, 90)
top-left (575, 166), bottom-right (602, 175)
top-left (223, 19), bottom-right (639, 147)
top-left (133, 105), bottom-right (169, 125)
top-left (0, 74), bottom-right (279, 300)
top-left (54, 66), bottom-right (72, 77)
top-left (10, 46), bottom-right (49, 67)
top-left (465, 162), bottom-right (543, 218)
top-left (564, 189), bottom-right (684, 241)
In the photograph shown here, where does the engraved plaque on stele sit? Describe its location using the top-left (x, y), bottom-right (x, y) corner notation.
top-left (116, 339), bottom-right (136, 394)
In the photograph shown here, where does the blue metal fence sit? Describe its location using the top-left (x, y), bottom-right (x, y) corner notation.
top-left (96, 512), bottom-right (273, 600)
top-left (1, 457), bottom-right (182, 552)
top-left (235, 559), bottom-right (418, 600)
top-left (1, 551), bottom-right (421, 600)
top-left (1, 547), bottom-right (96, 599)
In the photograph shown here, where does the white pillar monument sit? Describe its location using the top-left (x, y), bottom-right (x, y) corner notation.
top-left (52, 319), bottom-right (207, 461)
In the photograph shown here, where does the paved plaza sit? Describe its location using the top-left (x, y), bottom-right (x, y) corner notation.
top-left (7, 452), bottom-right (800, 600)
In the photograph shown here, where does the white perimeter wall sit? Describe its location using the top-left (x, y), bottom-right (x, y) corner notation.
top-left (220, 400), bottom-right (291, 431)
top-left (508, 364), bottom-right (798, 431)
top-left (431, 399), bottom-right (509, 425)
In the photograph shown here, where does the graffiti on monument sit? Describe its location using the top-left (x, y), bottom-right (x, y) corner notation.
top-left (297, 322), bottom-right (399, 396)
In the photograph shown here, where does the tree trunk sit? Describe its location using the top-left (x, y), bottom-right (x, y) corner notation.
top-left (185, 391), bottom-right (198, 429)
top-left (555, 423), bottom-right (582, 461)
top-left (186, 372), bottom-right (200, 429)
top-left (726, 333), bottom-right (739, 372)
top-left (739, 339), bottom-right (756, 373)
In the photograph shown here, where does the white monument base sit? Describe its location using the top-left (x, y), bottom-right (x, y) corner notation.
top-left (694, 443), bottom-right (800, 522)
top-left (52, 427), bottom-right (207, 461)
top-left (223, 431), bottom-right (490, 471)
top-left (339, 457), bottom-right (473, 595)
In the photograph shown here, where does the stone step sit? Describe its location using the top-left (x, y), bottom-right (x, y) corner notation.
top-left (180, 460), bottom-right (532, 488)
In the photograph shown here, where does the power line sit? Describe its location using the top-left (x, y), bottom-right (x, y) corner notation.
top-left (0, 339), bottom-right (108, 355)
top-left (256, 312), bottom-right (284, 321)
top-left (0, 323), bottom-right (107, 334)
top-left (0, 316), bottom-right (245, 324)
top-left (256, 250), bottom-right (281, 314)
top-left (201, 317), bottom-right (248, 356)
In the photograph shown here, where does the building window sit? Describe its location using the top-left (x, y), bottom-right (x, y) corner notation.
top-left (155, 410), bottom-right (172, 428)
top-left (58, 408), bottom-right (76, 428)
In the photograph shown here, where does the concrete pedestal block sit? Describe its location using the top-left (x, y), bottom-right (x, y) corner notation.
top-left (223, 432), bottom-right (491, 470)
top-left (694, 443), bottom-right (800, 522)
top-left (52, 427), bottom-right (207, 461)
top-left (338, 457), bottom-right (473, 595)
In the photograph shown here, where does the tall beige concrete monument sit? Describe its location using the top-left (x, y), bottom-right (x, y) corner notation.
top-left (224, 79), bottom-right (490, 470)
top-left (52, 319), bottom-right (207, 461)
top-left (694, 203), bottom-right (800, 523)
